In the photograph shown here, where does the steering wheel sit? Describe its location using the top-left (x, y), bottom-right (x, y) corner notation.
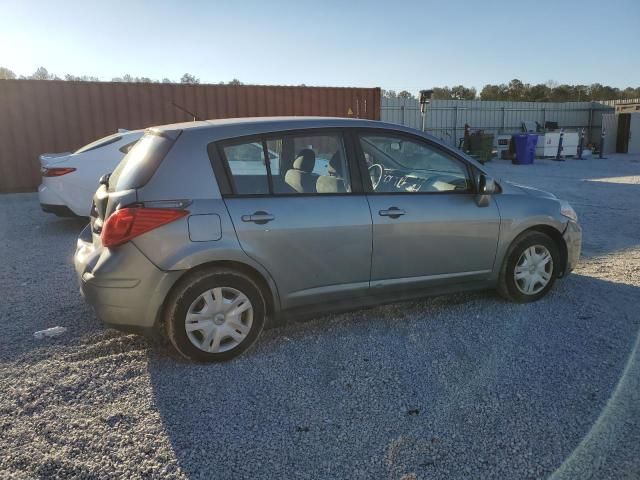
top-left (368, 163), bottom-right (384, 190)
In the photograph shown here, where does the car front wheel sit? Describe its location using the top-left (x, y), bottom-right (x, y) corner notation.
top-left (164, 268), bottom-right (266, 362)
top-left (498, 231), bottom-right (560, 303)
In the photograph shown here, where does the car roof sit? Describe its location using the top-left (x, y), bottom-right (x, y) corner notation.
top-left (149, 116), bottom-right (402, 132)
top-left (147, 116), bottom-right (487, 172)
top-left (148, 116), bottom-right (438, 144)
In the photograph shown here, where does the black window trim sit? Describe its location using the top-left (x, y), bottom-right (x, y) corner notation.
top-left (352, 127), bottom-right (479, 196)
top-left (119, 139), bottom-right (139, 154)
top-left (209, 127), bottom-right (364, 198)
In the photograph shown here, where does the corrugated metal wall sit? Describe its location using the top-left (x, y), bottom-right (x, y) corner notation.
top-left (596, 98), bottom-right (640, 107)
top-left (601, 114), bottom-right (619, 154)
top-left (382, 98), bottom-right (613, 148)
top-left (0, 80), bottom-right (381, 192)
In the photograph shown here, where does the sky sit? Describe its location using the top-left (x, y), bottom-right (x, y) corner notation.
top-left (1, 0), bottom-right (638, 94)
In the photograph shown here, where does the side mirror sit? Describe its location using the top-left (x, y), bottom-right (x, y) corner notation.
top-left (475, 174), bottom-right (496, 207)
top-left (477, 174), bottom-right (496, 195)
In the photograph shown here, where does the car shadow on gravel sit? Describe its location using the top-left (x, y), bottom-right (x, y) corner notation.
top-left (146, 273), bottom-right (640, 479)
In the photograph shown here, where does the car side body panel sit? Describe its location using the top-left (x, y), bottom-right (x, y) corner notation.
top-left (367, 193), bottom-right (501, 290)
top-left (224, 195), bottom-right (373, 310)
top-left (73, 117), bottom-right (581, 336)
top-left (490, 192), bottom-right (569, 282)
top-left (130, 198), bottom-right (282, 313)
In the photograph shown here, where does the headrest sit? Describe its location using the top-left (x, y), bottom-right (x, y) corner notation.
top-left (293, 149), bottom-right (316, 173)
top-left (328, 151), bottom-right (343, 177)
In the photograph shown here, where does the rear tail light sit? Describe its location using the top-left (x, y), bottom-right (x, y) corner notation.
top-left (41, 167), bottom-right (76, 177)
top-left (101, 207), bottom-right (188, 247)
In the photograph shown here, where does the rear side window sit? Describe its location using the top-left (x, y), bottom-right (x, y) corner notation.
top-left (271, 133), bottom-right (350, 194)
top-left (223, 142), bottom-right (270, 195)
top-left (109, 132), bottom-right (176, 192)
top-left (75, 133), bottom-right (122, 154)
top-left (219, 131), bottom-right (351, 196)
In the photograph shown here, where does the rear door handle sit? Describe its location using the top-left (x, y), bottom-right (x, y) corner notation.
top-left (379, 207), bottom-right (406, 218)
top-left (241, 211), bottom-right (275, 224)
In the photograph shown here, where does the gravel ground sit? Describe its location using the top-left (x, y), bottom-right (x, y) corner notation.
top-left (1, 154), bottom-right (639, 479)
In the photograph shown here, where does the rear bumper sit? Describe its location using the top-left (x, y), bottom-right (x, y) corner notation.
top-left (563, 220), bottom-right (582, 274)
top-left (74, 225), bottom-right (183, 330)
top-left (39, 182), bottom-right (79, 217)
top-left (38, 183), bottom-right (64, 207)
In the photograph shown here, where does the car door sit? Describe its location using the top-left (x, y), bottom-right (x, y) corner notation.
top-left (218, 129), bottom-right (372, 309)
top-left (356, 130), bottom-right (500, 291)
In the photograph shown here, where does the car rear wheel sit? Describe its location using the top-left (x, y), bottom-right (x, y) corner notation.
top-left (498, 231), bottom-right (560, 303)
top-left (165, 268), bottom-right (266, 362)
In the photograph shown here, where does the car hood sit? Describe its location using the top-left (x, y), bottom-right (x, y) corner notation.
top-left (499, 180), bottom-right (558, 200)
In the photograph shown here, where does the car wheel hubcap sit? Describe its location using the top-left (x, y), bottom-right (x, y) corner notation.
top-left (185, 287), bottom-right (253, 353)
top-left (514, 245), bottom-right (554, 295)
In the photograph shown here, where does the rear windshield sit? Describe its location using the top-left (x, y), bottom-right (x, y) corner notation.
top-left (75, 133), bottom-right (122, 154)
top-left (108, 132), bottom-right (177, 192)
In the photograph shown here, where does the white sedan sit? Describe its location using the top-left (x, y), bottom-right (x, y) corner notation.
top-left (38, 129), bottom-right (143, 217)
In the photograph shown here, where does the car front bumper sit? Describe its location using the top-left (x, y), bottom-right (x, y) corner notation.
top-left (563, 220), bottom-right (582, 274)
top-left (74, 224), bottom-right (183, 332)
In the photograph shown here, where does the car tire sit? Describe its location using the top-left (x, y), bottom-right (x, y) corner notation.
top-left (164, 268), bottom-right (266, 362)
top-left (497, 231), bottom-right (560, 303)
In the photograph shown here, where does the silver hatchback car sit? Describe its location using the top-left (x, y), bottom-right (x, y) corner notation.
top-left (74, 117), bottom-right (582, 362)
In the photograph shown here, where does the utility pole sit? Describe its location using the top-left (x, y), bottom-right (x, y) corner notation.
top-left (419, 90), bottom-right (433, 133)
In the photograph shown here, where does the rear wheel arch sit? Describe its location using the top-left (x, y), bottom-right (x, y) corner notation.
top-left (159, 260), bottom-right (278, 328)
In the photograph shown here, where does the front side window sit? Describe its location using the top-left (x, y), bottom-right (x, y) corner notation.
top-left (359, 133), bottom-right (471, 193)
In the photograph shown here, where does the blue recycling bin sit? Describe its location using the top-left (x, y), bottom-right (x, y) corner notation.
top-left (512, 134), bottom-right (538, 165)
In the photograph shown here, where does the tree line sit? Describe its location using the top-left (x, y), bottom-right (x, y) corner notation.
top-left (0, 66), bottom-right (241, 85)
top-left (3, 68), bottom-right (639, 102)
top-left (385, 79), bottom-right (640, 102)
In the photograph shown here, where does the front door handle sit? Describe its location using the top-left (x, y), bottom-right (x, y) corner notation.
top-left (379, 207), bottom-right (406, 219)
top-left (241, 211), bottom-right (275, 224)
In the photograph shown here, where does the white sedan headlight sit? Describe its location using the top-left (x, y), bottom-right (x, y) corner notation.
top-left (560, 200), bottom-right (578, 222)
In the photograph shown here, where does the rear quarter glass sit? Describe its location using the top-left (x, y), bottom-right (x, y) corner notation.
top-left (109, 132), bottom-right (178, 192)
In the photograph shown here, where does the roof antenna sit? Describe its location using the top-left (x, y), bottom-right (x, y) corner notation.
top-left (171, 101), bottom-right (201, 121)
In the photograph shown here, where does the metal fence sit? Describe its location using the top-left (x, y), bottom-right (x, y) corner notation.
top-left (0, 80), bottom-right (380, 192)
top-left (595, 98), bottom-right (640, 107)
top-left (381, 98), bottom-right (613, 148)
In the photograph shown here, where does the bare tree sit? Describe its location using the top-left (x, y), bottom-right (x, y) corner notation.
top-left (65, 74), bottom-right (100, 81)
top-left (30, 67), bottom-right (57, 80)
top-left (0, 67), bottom-right (16, 79)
